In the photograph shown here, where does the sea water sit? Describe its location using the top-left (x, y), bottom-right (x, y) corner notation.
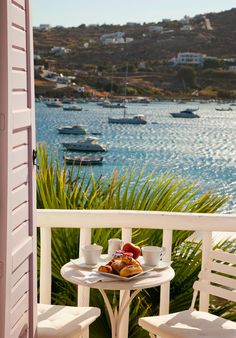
top-left (36, 101), bottom-right (236, 213)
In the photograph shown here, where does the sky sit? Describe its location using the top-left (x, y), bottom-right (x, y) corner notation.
top-left (32, 0), bottom-right (236, 27)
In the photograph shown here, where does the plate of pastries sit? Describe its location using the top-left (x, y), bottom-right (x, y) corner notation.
top-left (96, 242), bottom-right (152, 280)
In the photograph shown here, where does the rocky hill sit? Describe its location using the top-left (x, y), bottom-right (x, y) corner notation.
top-left (33, 8), bottom-right (236, 98)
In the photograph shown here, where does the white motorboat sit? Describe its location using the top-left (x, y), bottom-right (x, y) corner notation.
top-left (170, 110), bottom-right (200, 118)
top-left (63, 105), bottom-right (82, 111)
top-left (108, 114), bottom-right (147, 124)
top-left (64, 155), bottom-right (103, 165)
top-left (45, 99), bottom-right (63, 108)
top-left (215, 107), bottom-right (233, 111)
top-left (62, 137), bottom-right (107, 152)
top-left (58, 125), bottom-right (86, 135)
top-left (103, 101), bottom-right (127, 109)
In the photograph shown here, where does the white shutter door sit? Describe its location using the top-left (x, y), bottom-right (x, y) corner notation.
top-left (0, 1), bottom-right (37, 338)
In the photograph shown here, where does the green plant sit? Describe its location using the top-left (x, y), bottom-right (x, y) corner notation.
top-left (36, 145), bottom-right (234, 338)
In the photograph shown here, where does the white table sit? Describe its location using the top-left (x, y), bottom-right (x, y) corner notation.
top-left (61, 260), bottom-right (175, 338)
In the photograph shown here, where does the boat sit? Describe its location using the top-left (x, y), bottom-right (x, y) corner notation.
top-left (57, 125), bottom-right (86, 135)
top-left (63, 105), bottom-right (82, 111)
top-left (62, 137), bottom-right (107, 152)
top-left (215, 107), bottom-right (233, 111)
top-left (45, 99), bottom-right (63, 108)
top-left (64, 155), bottom-right (103, 165)
top-left (102, 101), bottom-right (127, 109)
top-left (170, 110), bottom-right (200, 118)
top-left (108, 64), bottom-right (147, 124)
top-left (108, 114), bottom-right (147, 124)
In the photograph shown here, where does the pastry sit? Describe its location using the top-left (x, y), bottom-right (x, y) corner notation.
top-left (98, 265), bottom-right (113, 273)
top-left (111, 260), bottom-right (127, 273)
top-left (119, 264), bottom-right (143, 277)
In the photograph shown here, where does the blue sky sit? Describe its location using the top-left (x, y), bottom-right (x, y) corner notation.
top-left (32, 0), bottom-right (236, 26)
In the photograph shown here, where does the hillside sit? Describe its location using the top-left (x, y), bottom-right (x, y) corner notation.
top-left (33, 8), bottom-right (236, 98)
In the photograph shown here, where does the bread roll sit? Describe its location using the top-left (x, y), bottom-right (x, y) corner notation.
top-left (111, 260), bottom-right (127, 273)
top-left (98, 265), bottom-right (113, 273)
top-left (119, 264), bottom-right (142, 277)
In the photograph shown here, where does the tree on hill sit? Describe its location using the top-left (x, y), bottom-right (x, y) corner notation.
top-left (177, 66), bottom-right (196, 89)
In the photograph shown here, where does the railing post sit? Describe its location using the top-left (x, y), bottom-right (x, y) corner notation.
top-left (77, 227), bottom-right (91, 307)
top-left (160, 229), bottom-right (173, 315)
top-left (118, 228), bottom-right (132, 338)
top-left (199, 231), bottom-right (212, 312)
top-left (40, 227), bottom-right (52, 304)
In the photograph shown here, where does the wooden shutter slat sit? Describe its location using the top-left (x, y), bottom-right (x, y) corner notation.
top-left (12, 92), bottom-right (28, 111)
top-left (13, 130), bottom-right (28, 148)
top-left (11, 3), bottom-right (26, 30)
top-left (12, 144), bottom-right (28, 169)
top-left (13, 111), bottom-right (31, 129)
top-left (11, 273), bottom-right (29, 308)
top-left (12, 164), bottom-right (28, 189)
top-left (12, 221), bottom-right (29, 246)
top-left (10, 311), bottom-right (28, 338)
top-left (11, 202), bottom-right (28, 231)
top-left (12, 48), bottom-right (27, 70)
top-left (12, 70), bottom-right (27, 90)
top-left (12, 25), bottom-right (26, 51)
top-left (12, 184), bottom-right (28, 210)
top-left (12, 238), bottom-right (32, 271)
top-left (12, 0), bottom-right (26, 11)
top-left (11, 260), bottom-right (29, 287)
top-left (11, 292), bottom-right (29, 328)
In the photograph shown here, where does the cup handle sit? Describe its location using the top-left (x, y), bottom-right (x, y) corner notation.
top-left (161, 247), bottom-right (166, 258)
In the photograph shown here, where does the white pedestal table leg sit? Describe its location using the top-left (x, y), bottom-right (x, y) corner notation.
top-left (99, 288), bottom-right (141, 338)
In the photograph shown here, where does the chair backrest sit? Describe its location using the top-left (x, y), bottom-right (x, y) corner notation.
top-left (191, 249), bottom-right (236, 308)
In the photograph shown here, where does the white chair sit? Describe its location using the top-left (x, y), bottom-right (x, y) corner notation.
top-left (139, 249), bottom-right (236, 338)
top-left (38, 303), bottom-right (100, 338)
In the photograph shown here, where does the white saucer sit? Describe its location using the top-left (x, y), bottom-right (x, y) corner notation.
top-left (70, 258), bottom-right (98, 269)
top-left (143, 261), bottom-right (172, 270)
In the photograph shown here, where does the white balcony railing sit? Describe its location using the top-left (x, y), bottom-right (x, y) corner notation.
top-left (37, 209), bottom-right (236, 337)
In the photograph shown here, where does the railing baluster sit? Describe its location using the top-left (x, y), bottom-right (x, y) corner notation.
top-left (160, 229), bottom-right (173, 315)
top-left (40, 227), bottom-right (51, 304)
top-left (77, 227), bottom-right (91, 307)
top-left (118, 228), bottom-right (132, 338)
top-left (199, 231), bottom-right (212, 311)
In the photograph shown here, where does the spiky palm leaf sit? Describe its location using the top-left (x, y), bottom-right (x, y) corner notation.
top-left (36, 145), bottom-right (233, 338)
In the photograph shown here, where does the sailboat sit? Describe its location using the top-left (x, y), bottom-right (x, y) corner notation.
top-left (108, 64), bottom-right (147, 125)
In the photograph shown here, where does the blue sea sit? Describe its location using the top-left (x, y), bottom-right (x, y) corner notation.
top-left (36, 101), bottom-right (236, 213)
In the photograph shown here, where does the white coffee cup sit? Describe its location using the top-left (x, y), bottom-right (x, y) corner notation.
top-left (108, 238), bottom-right (123, 258)
top-left (82, 244), bottom-right (103, 265)
top-left (142, 246), bottom-right (166, 266)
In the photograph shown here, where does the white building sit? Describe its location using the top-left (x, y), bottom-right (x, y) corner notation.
top-left (180, 25), bottom-right (193, 32)
top-left (170, 52), bottom-right (205, 66)
top-left (180, 15), bottom-right (190, 24)
top-left (148, 25), bottom-right (163, 33)
top-left (38, 24), bottom-right (51, 31)
top-left (50, 47), bottom-right (71, 56)
top-left (100, 32), bottom-right (125, 41)
top-left (229, 65), bottom-right (236, 72)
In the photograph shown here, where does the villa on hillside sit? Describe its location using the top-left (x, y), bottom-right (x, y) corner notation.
top-left (170, 52), bottom-right (206, 66)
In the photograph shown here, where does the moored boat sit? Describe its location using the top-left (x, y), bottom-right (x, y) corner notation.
top-left (58, 125), bottom-right (86, 135)
top-left (170, 110), bottom-right (200, 118)
top-left (215, 107), bottom-right (233, 111)
top-left (63, 105), bottom-right (82, 111)
top-left (64, 155), bottom-right (103, 165)
top-left (108, 114), bottom-right (147, 124)
top-left (45, 99), bottom-right (62, 108)
top-left (62, 137), bottom-right (107, 152)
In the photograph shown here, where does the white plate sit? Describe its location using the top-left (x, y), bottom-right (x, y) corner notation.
top-left (70, 258), bottom-right (98, 269)
top-left (94, 265), bottom-right (153, 281)
top-left (143, 261), bottom-right (172, 270)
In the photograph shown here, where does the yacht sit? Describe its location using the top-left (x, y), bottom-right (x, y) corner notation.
top-left (170, 110), bottom-right (200, 118)
top-left (215, 107), bottom-right (233, 111)
top-left (102, 101), bottom-right (127, 109)
top-left (63, 105), bottom-right (82, 111)
top-left (64, 155), bottom-right (103, 165)
top-left (62, 137), bottom-right (107, 152)
top-left (45, 99), bottom-right (62, 108)
top-left (57, 125), bottom-right (86, 135)
top-left (108, 114), bottom-right (147, 124)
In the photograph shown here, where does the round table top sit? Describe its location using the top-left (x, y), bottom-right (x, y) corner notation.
top-left (61, 261), bottom-right (175, 291)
